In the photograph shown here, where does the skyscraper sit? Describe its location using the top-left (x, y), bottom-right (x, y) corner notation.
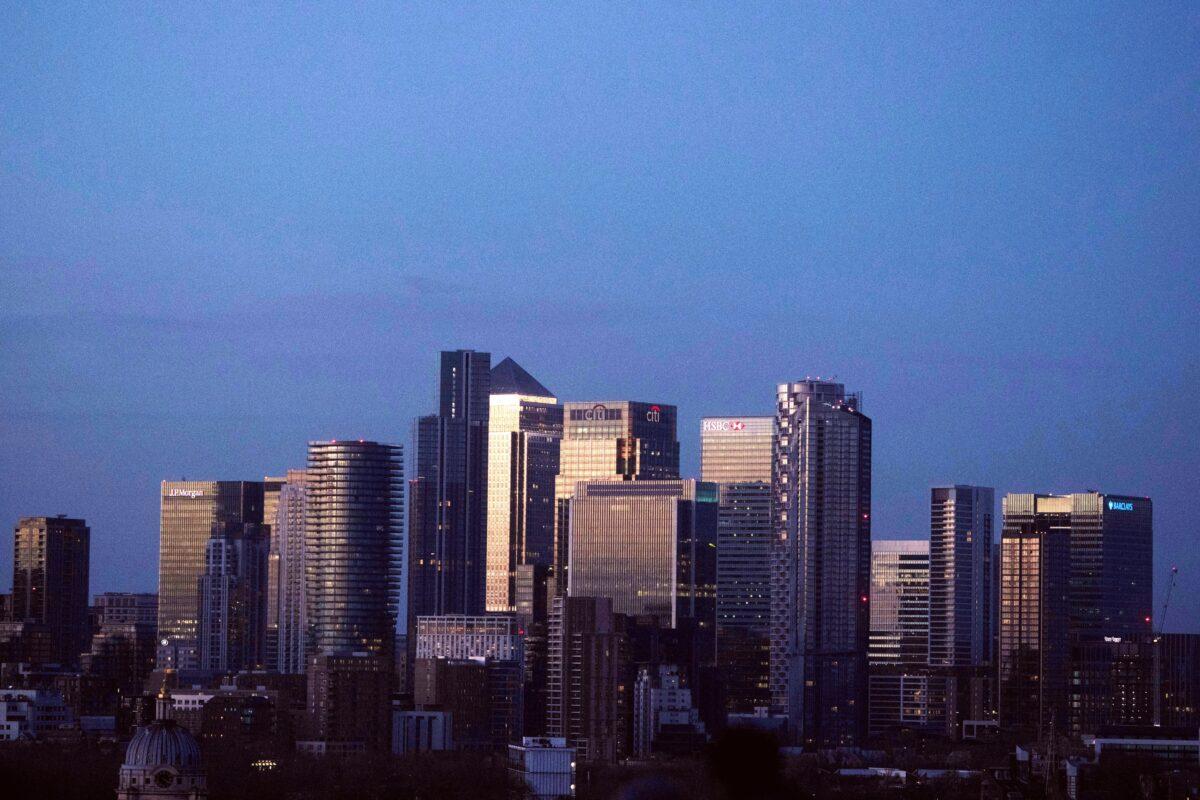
top-left (868, 540), bottom-right (930, 666)
top-left (274, 469), bottom-right (309, 674)
top-left (262, 475), bottom-right (286, 671)
top-left (11, 515), bottom-right (90, 666)
top-left (486, 357), bottom-right (562, 612)
top-left (771, 379), bottom-right (871, 747)
top-left (567, 479), bottom-right (717, 635)
top-left (197, 521), bottom-right (270, 672)
top-left (158, 481), bottom-right (264, 659)
top-left (998, 493), bottom-right (1071, 733)
top-left (307, 440), bottom-right (404, 658)
top-left (410, 350), bottom-right (491, 624)
top-left (929, 486), bottom-right (994, 667)
top-left (999, 492), bottom-right (1153, 735)
top-left (866, 540), bottom-right (931, 737)
top-left (700, 416), bottom-right (775, 713)
top-left (553, 401), bottom-right (680, 591)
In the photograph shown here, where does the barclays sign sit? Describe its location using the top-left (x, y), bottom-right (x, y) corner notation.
top-left (1107, 500), bottom-right (1134, 512)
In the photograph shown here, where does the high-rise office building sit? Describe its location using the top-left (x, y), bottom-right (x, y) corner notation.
top-left (868, 540), bottom-right (930, 666)
top-left (11, 516), bottom-right (90, 666)
top-left (486, 357), bottom-right (562, 613)
top-left (307, 440), bottom-right (403, 658)
top-left (771, 379), bottom-right (871, 747)
top-left (197, 521), bottom-right (270, 672)
top-left (567, 479), bottom-right (717, 634)
top-left (701, 416), bottom-right (775, 713)
top-left (929, 486), bottom-right (994, 668)
top-left (553, 401), bottom-right (679, 591)
top-left (410, 350), bottom-right (491, 625)
top-left (999, 492), bottom-right (1153, 735)
top-left (866, 540), bottom-right (931, 738)
top-left (546, 595), bottom-right (628, 762)
top-left (274, 470), bottom-right (309, 674)
top-left (158, 481), bottom-right (264, 659)
top-left (262, 475), bottom-right (286, 671)
top-left (998, 493), bottom-right (1071, 733)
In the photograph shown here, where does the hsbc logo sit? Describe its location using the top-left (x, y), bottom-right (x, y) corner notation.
top-left (646, 405), bottom-right (662, 423)
top-left (703, 419), bottom-right (746, 432)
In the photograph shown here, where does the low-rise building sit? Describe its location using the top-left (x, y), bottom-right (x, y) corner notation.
top-left (509, 737), bottom-right (575, 800)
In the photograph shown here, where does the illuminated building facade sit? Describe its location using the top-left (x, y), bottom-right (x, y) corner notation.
top-left (158, 482), bottom-right (263, 662)
top-left (553, 400), bottom-right (679, 591)
top-left (486, 358), bottom-right (562, 612)
top-left (929, 485), bottom-right (994, 668)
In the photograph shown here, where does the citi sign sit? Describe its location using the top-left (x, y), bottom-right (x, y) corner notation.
top-left (702, 419), bottom-right (746, 432)
top-left (1107, 500), bottom-right (1134, 512)
top-left (583, 404), bottom-right (610, 421)
top-left (646, 405), bottom-right (662, 423)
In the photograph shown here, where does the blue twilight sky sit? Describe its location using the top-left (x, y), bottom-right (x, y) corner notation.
top-left (1, 5), bottom-right (1198, 629)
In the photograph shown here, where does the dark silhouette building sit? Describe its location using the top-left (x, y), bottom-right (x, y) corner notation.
top-left (11, 515), bottom-right (90, 667)
top-left (409, 350), bottom-right (492, 626)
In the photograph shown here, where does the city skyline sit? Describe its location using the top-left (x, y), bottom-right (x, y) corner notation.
top-left (0, 360), bottom-right (1192, 634)
top-left (3, 6), bottom-right (1196, 635)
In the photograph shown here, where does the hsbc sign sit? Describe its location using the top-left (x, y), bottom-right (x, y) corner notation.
top-left (703, 419), bottom-right (746, 432)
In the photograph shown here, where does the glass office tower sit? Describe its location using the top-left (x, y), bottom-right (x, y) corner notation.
top-left (868, 540), bottom-right (930, 666)
top-left (567, 479), bottom-right (717, 630)
top-left (700, 416), bottom-right (775, 713)
top-left (307, 440), bottom-right (404, 657)
top-left (485, 357), bottom-right (562, 612)
top-left (771, 380), bottom-right (871, 747)
top-left (409, 350), bottom-right (491, 623)
top-left (928, 485), bottom-right (994, 667)
top-left (553, 401), bottom-right (680, 591)
top-left (158, 481), bottom-right (263, 657)
top-left (998, 494), bottom-right (1071, 733)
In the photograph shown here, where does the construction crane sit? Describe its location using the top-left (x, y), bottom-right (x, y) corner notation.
top-left (1151, 566), bottom-right (1179, 727)
top-left (1157, 565), bottom-right (1179, 638)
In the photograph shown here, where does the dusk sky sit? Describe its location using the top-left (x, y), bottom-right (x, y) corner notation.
top-left (2, 5), bottom-right (1197, 629)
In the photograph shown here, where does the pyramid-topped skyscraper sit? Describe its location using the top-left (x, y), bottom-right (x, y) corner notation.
top-left (485, 357), bottom-right (562, 615)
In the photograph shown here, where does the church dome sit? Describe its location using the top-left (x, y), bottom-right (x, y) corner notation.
top-left (123, 720), bottom-right (202, 769)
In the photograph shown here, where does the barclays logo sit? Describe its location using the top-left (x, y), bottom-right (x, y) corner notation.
top-left (1107, 500), bottom-right (1133, 511)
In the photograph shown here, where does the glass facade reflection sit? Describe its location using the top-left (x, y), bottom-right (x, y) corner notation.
top-left (567, 479), bottom-right (716, 633)
top-left (158, 481), bottom-right (263, 656)
top-left (553, 401), bottom-right (680, 591)
top-left (998, 493), bottom-right (1070, 733)
top-left (486, 358), bottom-right (562, 612)
top-left (869, 540), bottom-right (929, 666)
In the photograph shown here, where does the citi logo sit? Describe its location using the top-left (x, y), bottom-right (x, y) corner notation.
top-left (583, 404), bottom-right (609, 421)
top-left (646, 405), bottom-right (662, 423)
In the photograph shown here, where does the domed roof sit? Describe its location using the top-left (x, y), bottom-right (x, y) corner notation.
top-left (123, 720), bottom-right (202, 769)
